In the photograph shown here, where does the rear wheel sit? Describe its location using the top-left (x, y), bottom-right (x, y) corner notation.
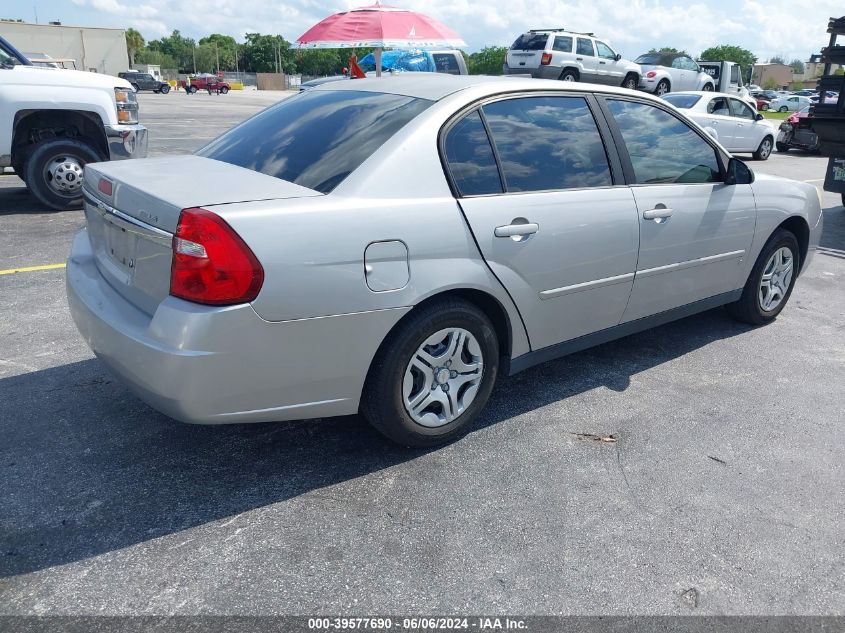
top-left (559, 69), bottom-right (579, 82)
top-left (189, 85), bottom-right (198, 94)
top-left (160, 84), bottom-right (171, 94)
top-left (622, 73), bottom-right (638, 90)
top-left (23, 138), bottom-right (102, 210)
top-left (753, 136), bottom-right (773, 160)
top-left (220, 86), bottom-right (229, 94)
top-left (727, 229), bottom-right (799, 325)
top-left (655, 79), bottom-right (670, 96)
top-left (778, 106), bottom-right (788, 112)
top-left (361, 299), bottom-right (499, 447)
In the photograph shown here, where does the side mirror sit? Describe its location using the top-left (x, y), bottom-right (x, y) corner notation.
top-left (615, 53), bottom-right (622, 61)
top-left (725, 157), bottom-right (754, 185)
top-left (755, 113), bottom-right (764, 121)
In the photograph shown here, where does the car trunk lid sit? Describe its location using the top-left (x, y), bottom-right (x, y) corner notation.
top-left (82, 155), bottom-right (320, 315)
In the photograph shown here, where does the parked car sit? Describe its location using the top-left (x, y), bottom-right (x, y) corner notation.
top-left (0, 34), bottom-right (147, 210)
top-left (776, 105), bottom-right (820, 152)
top-left (809, 91), bottom-right (839, 104)
top-left (634, 52), bottom-right (715, 95)
top-left (662, 91), bottom-right (776, 159)
top-left (300, 49), bottom-right (467, 91)
top-left (67, 75), bottom-right (822, 447)
top-left (180, 74), bottom-right (230, 94)
top-left (503, 29), bottom-right (641, 89)
top-left (754, 96), bottom-right (771, 111)
top-left (118, 71), bottom-right (170, 94)
top-left (769, 95), bottom-right (812, 112)
top-left (792, 89), bottom-right (816, 97)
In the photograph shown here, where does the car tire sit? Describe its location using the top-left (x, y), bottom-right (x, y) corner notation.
top-left (727, 228), bottom-right (800, 325)
top-left (160, 84), bottom-right (170, 94)
top-left (761, 103), bottom-right (769, 111)
top-left (655, 79), bottom-right (670, 96)
top-left (753, 136), bottom-right (773, 160)
top-left (622, 73), bottom-right (638, 90)
top-left (778, 106), bottom-right (788, 112)
top-left (130, 83), bottom-right (140, 93)
top-left (559, 69), bottom-right (579, 82)
top-left (361, 299), bottom-right (500, 447)
top-left (23, 138), bottom-right (103, 211)
top-left (189, 85), bottom-right (198, 94)
top-left (220, 86), bottom-right (229, 94)
top-left (776, 142), bottom-right (790, 152)
top-left (702, 83), bottom-right (714, 92)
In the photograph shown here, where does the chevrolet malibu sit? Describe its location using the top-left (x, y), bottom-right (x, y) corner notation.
top-left (67, 75), bottom-right (823, 447)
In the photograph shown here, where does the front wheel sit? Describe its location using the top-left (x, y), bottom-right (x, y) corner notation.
top-left (220, 86), bottom-right (229, 94)
top-left (23, 138), bottom-right (103, 210)
top-left (655, 79), bottom-right (670, 96)
top-left (361, 299), bottom-right (499, 447)
top-left (776, 142), bottom-right (790, 152)
top-left (753, 136), bottom-right (773, 160)
top-left (189, 85), bottom-right (198, 94)
top-left (702, 83), bottom-right (714, 92)
top-left (727, 228), bottom-right (799, 325)
top-left (778, 106), bottom-right (788, 113)
top-left (160, 84), bottom-right (171, 94)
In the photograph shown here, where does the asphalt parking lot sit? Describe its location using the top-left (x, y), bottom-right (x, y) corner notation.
top-left (1, 91), bottom-right (844, 615)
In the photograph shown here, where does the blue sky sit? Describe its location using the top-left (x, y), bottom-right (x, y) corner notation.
top-left (4, 0), bottom-right (841, 62)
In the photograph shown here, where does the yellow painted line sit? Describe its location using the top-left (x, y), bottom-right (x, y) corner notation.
top-left (0, 263), bottom-right (66, 276)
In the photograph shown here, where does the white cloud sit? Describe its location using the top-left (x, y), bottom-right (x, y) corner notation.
top-left (55, 0), bottom-right (845, 63)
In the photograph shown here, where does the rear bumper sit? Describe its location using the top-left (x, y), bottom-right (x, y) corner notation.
top-left (104, 124), bottom-right (148, 161)
top-left (66, 229), bottom-right (409, 424)
top-left (502, 64), bottom-right (558, 79)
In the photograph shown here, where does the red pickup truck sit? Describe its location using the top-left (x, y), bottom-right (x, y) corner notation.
top-left (180, 75), bottom-right (231, 94)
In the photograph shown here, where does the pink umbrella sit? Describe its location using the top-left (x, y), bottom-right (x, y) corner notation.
top-left (296, 2), bottom-right (466, 77)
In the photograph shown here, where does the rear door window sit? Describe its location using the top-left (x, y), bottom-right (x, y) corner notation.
top-left (197, 90), bottom-right (431, 194)
top-left (606, 99), bottom-right (722, 184)
top-left (706, 97), bottom-right (731, 116)
top-left (443, 111), bottom-right (503, 196)
top-left (481, 96), bottom-right (612, 192)
top-left (553, 36), bottom-right (573, 52)
top-left (729, 98), bottom-right (755, 119)
top-left (577, 38), bottom-right (595, 56)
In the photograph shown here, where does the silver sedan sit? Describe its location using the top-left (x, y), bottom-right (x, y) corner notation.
top-left (67, 75), bottom-right (822, 446)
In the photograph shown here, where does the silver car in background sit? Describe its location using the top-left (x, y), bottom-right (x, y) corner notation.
top-left (635, 52), bottom-right (716, 95)
top-left (67, 75), bottom-right (822, 447)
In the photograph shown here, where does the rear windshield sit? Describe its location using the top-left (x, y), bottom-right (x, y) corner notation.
top-left (197, 89), bottom-right (432, 193)
top-left (511, 33), bottom-right (549, 50)
top-left (635, 53), bottom-right (672, 65)
top-left (662, 94), bottom-right (701, 109)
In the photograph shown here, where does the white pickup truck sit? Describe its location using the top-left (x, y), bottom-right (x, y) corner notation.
top-left (697, 60), bottom-right (753, 101)
top-left (0, 34), bottom-right (147, 210)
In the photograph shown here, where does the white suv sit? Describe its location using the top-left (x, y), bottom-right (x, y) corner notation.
top-left (503, 29), bottom-right (641, 89)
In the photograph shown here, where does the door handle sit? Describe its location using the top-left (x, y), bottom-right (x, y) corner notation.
top-left (494, 222), bottom-right (539, 238)
top-left (599, 61), bottom-right (606, 64)
top-left (643, 207), bottom-right (674, 220)
top-left (576, 57), bottom-right (583, 61)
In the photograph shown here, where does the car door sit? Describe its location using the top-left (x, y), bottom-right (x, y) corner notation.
top-left (701, 96), bottom-right (738, 149)
top-left (601, 98), bottom-right (756, 321)
top-left (442, 95), bottom-right (640, 351)
top-left (594, 40), bottom-right (621, 85)
top-left (575, 37), bottom-right (599, 84)
top-left (728, 97), bottom-right (759, 151)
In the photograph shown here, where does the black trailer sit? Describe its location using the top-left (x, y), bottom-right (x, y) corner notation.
top-left (810, 16), bottom-right (845, 206)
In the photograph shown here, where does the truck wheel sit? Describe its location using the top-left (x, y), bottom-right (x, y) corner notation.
top-left (655, 79), bottom-right (670, 96)
top-left (702, 83), bottom-right (714, 92)
top-left (559, 69), bottom-right (579, 82)
top-left (24, 138), bottom-right (102, 211)
top-left (160, 84), bottom-right (171, 94)
top-left (776, 142), bottom-right (790, 152)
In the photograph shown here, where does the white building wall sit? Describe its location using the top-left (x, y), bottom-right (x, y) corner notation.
top-left (0, 22), bottom-right (128, 75)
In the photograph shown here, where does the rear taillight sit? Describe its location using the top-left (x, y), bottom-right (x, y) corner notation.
top-left (170, 207), bottom-right (264, 306)
top-left (540, 52), bottom-right (553, 65)
top-left (98, 178), bottom-right (113, 196)
top-left (646, 71), bottom-right (657, 78)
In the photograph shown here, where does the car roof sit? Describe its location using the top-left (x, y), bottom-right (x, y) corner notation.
top-left (312, 74), bottom-right (659, 102)
top-left (669, 91), bottom-right (746, 100)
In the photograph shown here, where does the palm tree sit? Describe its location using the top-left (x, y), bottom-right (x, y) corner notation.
top-left (125, 28), bottom-right (145, 67)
